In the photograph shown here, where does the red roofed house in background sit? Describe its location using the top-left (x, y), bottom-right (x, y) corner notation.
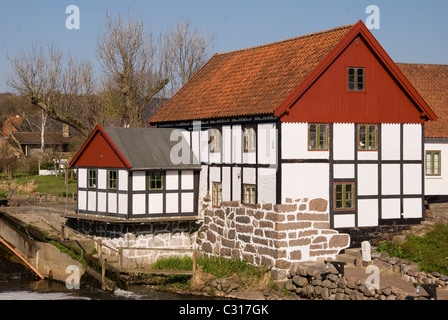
top-left (397, 63), bottom-right (448, 203)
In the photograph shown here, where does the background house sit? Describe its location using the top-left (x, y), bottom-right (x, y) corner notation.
top-left (397, 63), bottom-right (448, 203)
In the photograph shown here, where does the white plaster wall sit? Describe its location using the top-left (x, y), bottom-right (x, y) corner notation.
top-left (382, 124), bottom-right (401, 160)
top-left (242, 150), bottom-right (256, 164)
top-left (282, 163), bottom-right (329, 202)
top-left (210, 167), bottom-right (221, 185)
top-left (78, 168), bottom-right (87, 188)
top-left (381, 198), bottom-right (401, 219)
top-left (232, 167), bottom-right (241, 201)
top-left (358, 164), bottom-right (378, 196)
top-left (232, 125), bottom-right (242, 163)
top-left (333, 164), bottom-right (355, 179)
top-left (181, 171), bottom-right (194, 190)
top-left (98, 169), bottom-right (107, 190)
top-left (98, 192), bottom-right (107, 212)
top-left (166, 171), bottom-right (179, 190)
top-left (333, 123), bottom-right (354, 161)
top-left (118, 194), bottom-right (127, 215)
top-left (133, 194), bottom-right (146, 215)
top-left (382, 164), bottom-right (400, 195)
top-left (425, 142), bottom-right (448, 196)
top-left (243, 167), bottom-right (256, 185)
top-left (200, 130), bottom-right (209, 163)
top-left (258, 168), bottom-right (276, 204)
top-left (166, 193), bottom-right (179, 213)
top-left (118, 170), bottom-right (128, 191)
top-left (199, 165), bottom-right (208, 199)
top-left (223, 126), bottom-right (232, 163)
top-left (358, 199), bottom-right (378, 227)
top-left (108, 193), bottom-right (117, 214)
top-left (403, 124), bottom-right (422, 161)
top-left (358, 151), bottom-right (377, 161)
top-left (281, 122), bottom-right (329, 160)
top-left (222, 167), bottom-right (231, 201)
top-left (132, 171), bottom-right (146, 191)
top-left (78, 190), bottom-right (86, 210)
top-left (88, 191), bottom-right (96, 211)
top-left (148, 193), bottom-right (163, 214)
top-left (182, 193), bottom-right (194, 212)
top-left (403, 198), bottom-right (422, 218)
top-left (403, 164), bottom-right (422, 195)
top-left (333, 214), bottom-right (355, 228)
top-left (191, 130), bottom-right (200, 165)
top-left (258, 123), bottom-right (277, 165)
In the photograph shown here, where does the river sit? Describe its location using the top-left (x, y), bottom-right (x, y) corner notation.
top-left (0, 277), bottom-right (205, 300)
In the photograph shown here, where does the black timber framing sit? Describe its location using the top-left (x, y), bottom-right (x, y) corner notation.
top-left (76, 167), bottom-right (200, 219)
top-left (329, 123), bottom-right (425, 229)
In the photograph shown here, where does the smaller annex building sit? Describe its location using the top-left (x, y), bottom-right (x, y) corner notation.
top-left (69, 125), bottom-right (201, 218)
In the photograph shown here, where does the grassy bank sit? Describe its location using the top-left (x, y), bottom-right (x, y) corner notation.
top-left (0, 174), bottom-right (77, 197)
top-left (148, 255), bottom-right (273, 292)
top-left (377, 223), bottom-right (448, 275)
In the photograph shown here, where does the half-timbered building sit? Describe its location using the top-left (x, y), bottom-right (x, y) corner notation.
top-left (149, 20), bottom-right (437, 230)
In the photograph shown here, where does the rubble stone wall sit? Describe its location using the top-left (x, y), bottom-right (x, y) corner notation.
top-left (197, 198), bottom-right (350, 278)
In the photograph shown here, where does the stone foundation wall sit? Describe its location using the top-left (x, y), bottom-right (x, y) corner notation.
top-left (197, 198), bottom-right (350, 278)
top-left (66, 218), bottom-right (198, 268)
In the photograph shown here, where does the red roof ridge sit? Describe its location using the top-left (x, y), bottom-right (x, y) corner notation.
top-left (215, 23), bottom-right (356, 57)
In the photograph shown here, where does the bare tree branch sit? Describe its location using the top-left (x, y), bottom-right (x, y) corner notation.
top-left (6, 43), bottom-right (100, 136)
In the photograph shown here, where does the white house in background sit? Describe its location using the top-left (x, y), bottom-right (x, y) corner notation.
top-left (397, 63), bottom-right (448, 203)
top-left (149, 21), bottom-right (437, 230)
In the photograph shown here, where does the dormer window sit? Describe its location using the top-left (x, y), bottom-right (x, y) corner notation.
top-left (348, 67), bottom-right (365, 91)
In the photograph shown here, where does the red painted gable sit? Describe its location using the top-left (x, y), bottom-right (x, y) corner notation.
top-left (276, 21), bottom-right (437, 124)
top-left (69, 125), bottom-right (130, 169)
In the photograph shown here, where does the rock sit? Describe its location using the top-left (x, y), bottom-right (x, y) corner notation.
top-left (440, 276), bottom-right (448, 282)
top-left (379, 252), bottom-right (390, 261)
top-left (321, 287), bottom-right (330, 300)
top-left (431, 272), bottom-right (441, 277)
top-left (285, 279), bottom-right (296, 291)
top-left (387, 257), bottom-right (399, 265)
top-left (314, 286), bottom-right (323, 296)
top-left (292, 275), bottom-right (309, 287)
top-left (358, 285), bottom-right (375, 297)
top-left (386, 294), bottom-right (397, 300)
top-left (338, 277), bottom-right (348, 289)
top-left (382, 287), bottom-right (392, 296)
top-left (350, 289), bottom-right (364, 300)
top-left (321, 279), bottom-right (332, 288)
top-left (407, 270), bottom-right (419, 278)
top-left (335, 293), bottom-right (349, 300)
top-left (327, 274), bottom-right (339, 282)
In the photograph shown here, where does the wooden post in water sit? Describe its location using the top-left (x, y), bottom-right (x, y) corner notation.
top-left (98, 239), bottom-right (102, 261)
top-left (101, 259), bottom-right (106, 291)
top-left (118, 248), bottom-right (123, 269)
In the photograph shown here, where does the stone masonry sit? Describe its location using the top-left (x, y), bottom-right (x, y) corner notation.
top-left (197, 197), bottom-right (350, 278)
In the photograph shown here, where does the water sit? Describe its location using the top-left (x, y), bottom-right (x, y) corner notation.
top-left (0, 277), bottom-right (206, 300)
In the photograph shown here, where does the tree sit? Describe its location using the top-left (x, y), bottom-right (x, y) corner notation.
top-left (96, 12), bottom-right (168, 127)
top-left (162, 17), bottom-right (214, 96)
top-left (6, 44), bottom-right (102, 137)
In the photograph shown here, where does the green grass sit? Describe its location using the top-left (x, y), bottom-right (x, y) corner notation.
top-left (377, 223), bottom-right (448, 275)
top-left (151, 255), bottom-right (269, 279)
top-left (0, 173), bottom-right (77, 195)
top-left (33, 175), bottom-right (77, 195)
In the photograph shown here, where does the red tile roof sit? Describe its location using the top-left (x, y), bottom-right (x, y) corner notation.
top-left (397, 63), bottom-right (448, 138)
top-left (149, 23), bottom-right (355, 123)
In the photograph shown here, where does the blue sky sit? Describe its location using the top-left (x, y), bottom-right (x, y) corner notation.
top-left (0, 0), bottom-right (447, 92)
